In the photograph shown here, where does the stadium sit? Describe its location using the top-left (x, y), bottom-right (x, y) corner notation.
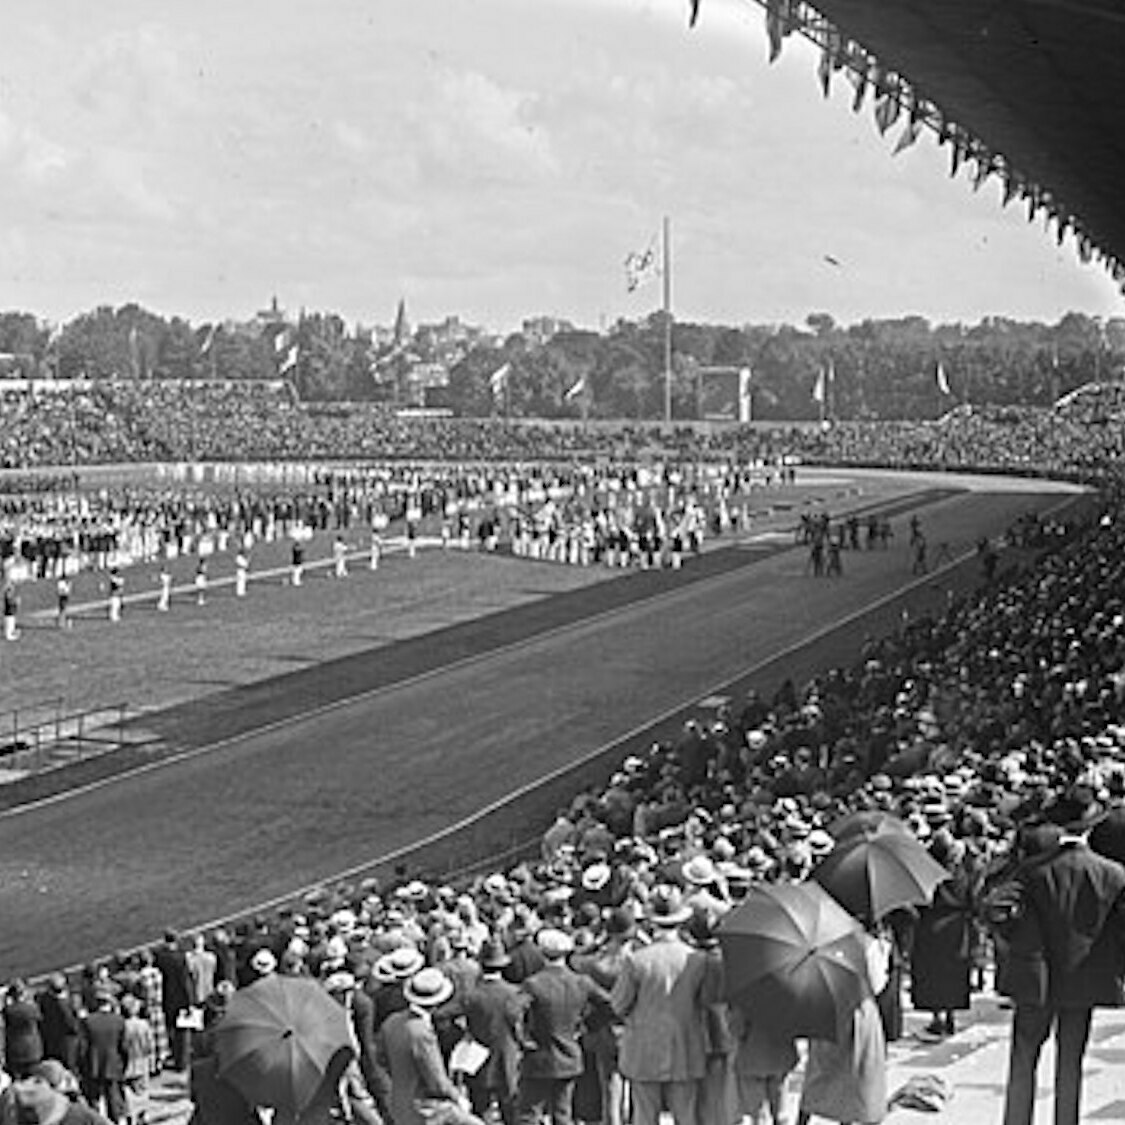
top-left (1, 3), bottom-right (1125, 1125)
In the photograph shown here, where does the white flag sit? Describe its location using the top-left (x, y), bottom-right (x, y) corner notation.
top-left (624, 236), bottom-right (660, 292)
top-left (935, 361), bottom-right (951, 396)
top-left (280, 344), bottom-right (299, 374)
top-left (489, 363), bottom-right (511, 397)
top-left (564, 374), bottom-right (586, 401)
top-left (812, 368), bottom-right (826, 404)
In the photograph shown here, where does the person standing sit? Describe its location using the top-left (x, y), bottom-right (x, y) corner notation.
top-left (796, 930), bottom-right (888, 1125)
top-left (333, 535), bottom-right (349, 579)
top-left (153, 932), bottom-right (192, 1072)
top-left (377, 968), bottom-right (482, 1125)
top-left (185, 934), bottom-right (217, 1011)
top-left (79, 990), bottom-right (128, 1123)
top-left (156, 565), bottom-right (172, 613)
top-left (612, 886), bottom-right (713, 1125)
top-left (291, 539), bottom-right (304, 587)
top-left (2, 980), bottom-right (44, 1078)
top-left (463, 939), bottom-right (527, 1125)
top-left (3, 582), bottom-right (19, 642)
top-left (1001, 790), bottom-right (1125, 1125)
top-left (37, 974), bottom-right (82, 1073)
top-left (56, 576), bottom-right (72, 630)
top-left (369, 529), bottom-right (382, 571)
top-left (120, 994), bottom-right (154, 1125)
top-left (517, 929), bottom-right (610, 1125)
top-left (107, 569), bottom-right (124, 623)
top-left (233, 550), bottom-right (249, 598)
top-left (194, 558), bottom-right (208, 607)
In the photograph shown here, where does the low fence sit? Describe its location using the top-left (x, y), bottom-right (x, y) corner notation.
top-left (0, 700), bottom-right (133, 777)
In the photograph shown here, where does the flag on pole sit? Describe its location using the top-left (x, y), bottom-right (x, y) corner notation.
top-left (280, 344), bottom-right (299, 375)
top-left (935, 361), bottom-right (951, 396)
top-left (199, 324), bottom-right (219, 355)
top-left (812, 368), bottom-right (827, 404)
top-left (625, 236), bottom-right (660, 292)
top-left (564, 374), bottom-right (586, 402)
top-left (489, 362), bottom-right (511, 398)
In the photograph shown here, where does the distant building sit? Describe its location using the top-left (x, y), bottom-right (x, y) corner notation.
top-left (522, 315), bottom-right (574, 347)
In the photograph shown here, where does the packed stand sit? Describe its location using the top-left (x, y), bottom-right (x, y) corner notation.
top-left (3, 482), bottom-right (1125, 1124)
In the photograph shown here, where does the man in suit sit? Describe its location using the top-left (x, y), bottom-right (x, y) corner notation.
top-left (377, 968), bottom-right (482, 1125)
top-left (153, 930), bottom-right (193, 1070)
top-left (463, 938), bottom-right (528, 1125)
top-left (516, 928), bottom-right (610, 1125)
top-left (79, 990), bottom-right (128, 1123)
top-left (1002, 789), bottom-right (1125, 1125)
top-left (36, 974), bottom-right (81, 1072)
top-left (612, 886), bottom-right (713, 1125)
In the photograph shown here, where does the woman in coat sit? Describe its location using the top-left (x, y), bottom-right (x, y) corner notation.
top-left (911, 836), bottom-right (976, 1036)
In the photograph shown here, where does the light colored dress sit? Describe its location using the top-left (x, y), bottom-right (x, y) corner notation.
top-left (797, 935), bottom-right (888, 1124)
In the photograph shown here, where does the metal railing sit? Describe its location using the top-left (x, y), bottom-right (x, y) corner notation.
top-left (0, 699), bottom-right (132, 777)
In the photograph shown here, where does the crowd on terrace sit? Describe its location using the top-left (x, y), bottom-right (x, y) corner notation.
top-left (1, 474), bottom-right (1124, 1124)
top-left (3, 379), bottom-right (1125, 476)
top-left (3, 392), bottom-right (1125, 1124)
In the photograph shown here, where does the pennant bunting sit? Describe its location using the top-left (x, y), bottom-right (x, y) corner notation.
top-left (766, 0), bottom-right (784, 63)
top-left (849, 59), bottom-right (869, 113)
top-left (892, 114), bottom-right (922, 155)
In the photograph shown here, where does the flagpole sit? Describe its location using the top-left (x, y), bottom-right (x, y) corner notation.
top-left (662, 215), bottom-right (672, 425)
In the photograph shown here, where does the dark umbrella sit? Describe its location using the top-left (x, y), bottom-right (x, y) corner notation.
top-left (214, 975), bottom-right (354, 1122)
top-left (828, 809), bottom-right (911, 842)
top-left (718, 881), bottom-right (870, 1042)
top-left (812, 822), bottom-right (949, 922)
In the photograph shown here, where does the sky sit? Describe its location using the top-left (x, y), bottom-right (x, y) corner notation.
top-left (0, 0), bottom-right (1120, 334)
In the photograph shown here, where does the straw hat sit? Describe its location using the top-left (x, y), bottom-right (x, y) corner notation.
top-left (403, 968), bottom-right (454, 1008)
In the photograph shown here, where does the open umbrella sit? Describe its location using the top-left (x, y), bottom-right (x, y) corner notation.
top-left (828, 809), bottom-right (911, 842)
top-left (812, 822), bottom-right (949, 922)
top-left (214, 975), bottom-right (354, 1121)
top-left (718, 881), bottom-right (870, 1042)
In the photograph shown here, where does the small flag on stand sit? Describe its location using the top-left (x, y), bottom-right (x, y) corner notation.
top-left (489, 363), bottom-right (511, 399)
top-left (935, 361), bottom-right (951, 396)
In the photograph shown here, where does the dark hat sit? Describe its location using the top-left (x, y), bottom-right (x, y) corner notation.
top-left (478, 938), bottom-right (511, 971)
top-left (1046, 786), bottom-right (1104, 833)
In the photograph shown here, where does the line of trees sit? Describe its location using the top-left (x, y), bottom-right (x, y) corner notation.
top-left (0, 305), bottom-right (1121, 421)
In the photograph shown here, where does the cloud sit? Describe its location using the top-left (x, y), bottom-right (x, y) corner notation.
top-left (70, 23), bottom-right (198, 133)
top-left (0, 108), bottom-right (71, 184)
top-left (411, 68), bottom-right (558, 180)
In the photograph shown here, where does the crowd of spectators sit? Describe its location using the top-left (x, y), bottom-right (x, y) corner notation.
top-left (2, 466), bottom-right (1125, 1122)
top-left (3, 379), bottom-right (1125, 477)
top-left (4, 381), bottom-right (1125, 1122)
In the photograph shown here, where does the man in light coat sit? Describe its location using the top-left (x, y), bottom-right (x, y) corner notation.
top-left (378, 968), bottom-right (483, 1125)
top-left (517, 929), bottom-right (610, 1125)
top-left (612, 886), bottom-right (713, 1125)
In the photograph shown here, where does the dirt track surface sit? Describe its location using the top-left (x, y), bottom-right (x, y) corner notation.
top-left (0, 473), bottom-right (1083, 976)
